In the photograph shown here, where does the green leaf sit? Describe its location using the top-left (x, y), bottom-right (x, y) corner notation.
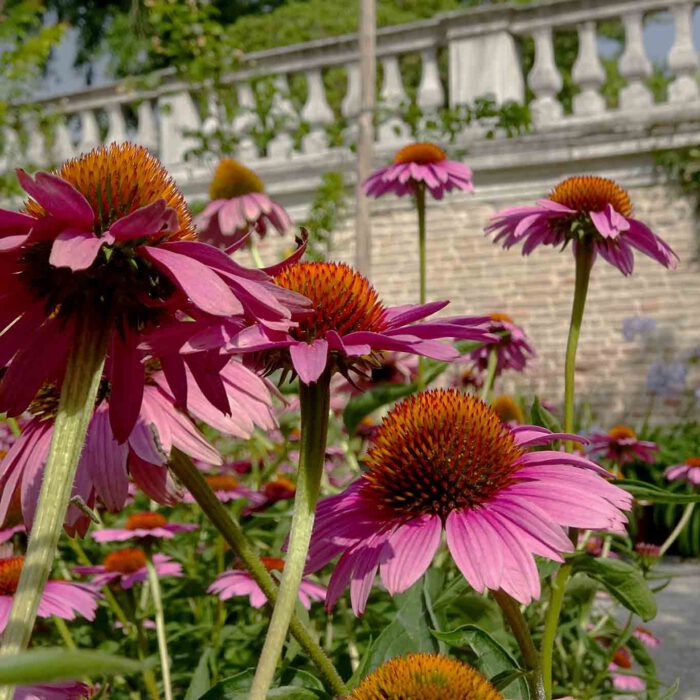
top-left (490, 669), bottom-right (530, 691)
top-left (627, 636), bottom-right (659, 699)
top-left (0, 649), bottom-right (147, 685)
top-left (569, 555), bottom-right (656, 621)
top-left (199, 668), bottom-right (322, 700)
top-left (529, 396), bottom-right (562, 433)
top-left (184, 647), bottom-right (211, 700)
top-left (659, 678), bottom-right (680, 700)
top-left (617, 480), bottom-right (700, 504)
top-left (431, 625), bottom-right (528, 699)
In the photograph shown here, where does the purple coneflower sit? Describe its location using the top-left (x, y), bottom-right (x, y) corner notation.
top-left (209, 557), bottom-right (325, 610)
top-left (588, 425), bottom-right (658, 466)
top-left (486, 175), bottom-right (678, 275)
top-left (195, 159), bottom-right (291, 247)
top-left (468, 313), bottom-right (534, 376)
top-left (306, 389), bottom-right (631, 613)
top-left (92, 512), bottom-right (196, 543)
top-left (75, 548), bottom-right (181, 590)
top-left (665, 457), bottom-right (700, 485)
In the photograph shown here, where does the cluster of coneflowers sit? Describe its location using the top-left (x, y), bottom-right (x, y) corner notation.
top-left (0, 137), bottom-right (682, 700)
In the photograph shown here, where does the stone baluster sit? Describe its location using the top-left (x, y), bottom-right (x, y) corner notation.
top-left (136, 100), bottom-right (158, 152)
top-left (232, 82), bottom-right (259, 161)
top-left (158, 90), bottom-right (201, 165)
top-left (201, 91), bottom-right (221, 137)
top-left (417, 47), bottom-right (444, 129)
top-left (572, 21), bottom-right (606, 116)
top-left (77, 108), bottom-right (101, 153)
top-left (378, 54), bottom-right (410, 143)
top-left (0, 127), bottom-right (19, 172)
top-left (52, 114), bottom-right (75, 162)
top-left (301, 68), bottom-right (334, 154)
top-left (25, 116), bottom-right (47, 166)
top-left (268, 74), bottom-right (298, 160)
top-left (528, 26), bottom-right (564, 126)
top-left (668, 1), bottom-right (699, 103)
top-left (618, 11), bottom-right (652, 111)
top-left (105, 103), bottom-right (128, 144)
top-left (341, 62), bottom-right (361, 143)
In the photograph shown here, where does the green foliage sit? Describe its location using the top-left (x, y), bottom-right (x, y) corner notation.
top-left (300, 172), bottom-right (348, 261)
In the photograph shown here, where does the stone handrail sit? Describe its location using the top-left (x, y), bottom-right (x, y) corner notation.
top-left (3, 0), bottom-right (699, 175)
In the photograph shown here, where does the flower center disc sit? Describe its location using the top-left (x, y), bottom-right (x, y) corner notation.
top-left (125, 512), bottom-right (168, 531)
top-left (262, 477), bottom-right (296, 499)
top-left (608, 425), bottom-right (636, 441)
top-left (490, 312), bottom-right (513, 325)
top-left (104, 548), bottom-right (147, 574)
top-left (209, 159), bottom-right (265, 200)
top-left (491, 395), bottom-right (524, 424)
top-left (205, 475), bottom-right (240, 492)
top-left (0, 556), bottom-right (24, 595)
top-left (394, 143), bottom-right (447, 165)
top-left (549, 175), bottom-right (632, 217)
top-left (348, 653), bottom-right (503, 700)
top-left (685, 457), bottom-right (700, 468)
top-left (361, 389), bottom-right (523, 520)
top-left (260, 557), bottom-right (285, 573)
top-left (273, 262), bottom-right (388, 342)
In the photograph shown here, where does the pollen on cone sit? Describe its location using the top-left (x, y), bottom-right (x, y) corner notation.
top-left (549, 175), bottom-right (632, 217)
top-left (394, 142), bottom-right (447, 165)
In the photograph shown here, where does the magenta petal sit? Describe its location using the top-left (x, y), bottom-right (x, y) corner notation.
top-left (289, 339), bottom-right (329, 384)
top-left (17, 170), bottom-right (94, 226)
top-left (130, 454), bottom-right (182, 505)
top-left (0, 209), bottom-right (34, 235)
top-left (445, 510), bottom-right (485, 593)
top-left (379, 515), bottom-right (441, 595)
top-left (108, 332), bottom-right (145, 443)
top-left (108, 199), bottom-right (170, 240)
top-left (49, 229), bottom-right (105, 271)
top-left (140, 245), bottom-right (244, 316)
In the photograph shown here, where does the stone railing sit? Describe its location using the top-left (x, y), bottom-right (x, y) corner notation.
top-left (4, 0), bottom-right (700, 191)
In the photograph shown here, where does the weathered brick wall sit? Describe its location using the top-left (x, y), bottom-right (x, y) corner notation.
top-left (258, 177), bottom-right (700, 426)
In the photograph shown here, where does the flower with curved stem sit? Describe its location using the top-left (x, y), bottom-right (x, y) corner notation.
top-left (74, 548), bottom-right (181, 589)
top-left (92, 512), bottom-right (197, 543)
top-left (363, 143), bottom-right (473, 200)
top-left (486, 175), bottom-right (678, 275)
top-left (347, 653), bottom-right (502, 700)
top-left (195, 159), bottom-right (292, 248)
top-left (305, 389), bottom-right (631, 613)
top-left (665, 457), bottom-right (700, 485)
top-left (209, 557), bottom-right (326, 610)
top-left (468, 313), bottom-right (535, 377)
top-left (0, 546), bottom-right (98, 633)
top-left (214, 261), bottom-right (495, 385)
top-left (587, 425), bottom-right (658, 466)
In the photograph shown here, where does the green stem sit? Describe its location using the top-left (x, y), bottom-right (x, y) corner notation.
top-left (0, 315), bottom-right (108, 698)
top-left (659, 502), bottom-right (695, 557)
top-left (493, 591), bottom-right (544, 700)
top-left (135, 617), bottom-right (162, 700)
top-left (541, 240), bottom-right (595, 700)
top-left (582, 614), bottom-right (634, 700)
top-left (250, 371), bottom-right (332, 700)
top-left (249, 238), bottom-right (264, 268)
top-left (479, 348), bottom-right (498, 403)
top-left (146, 553), bottom-right (173, 700)
top-left (53, 617), bottom-right (77, 650)
top-left (167, 448), bottom-right (345, 697)
top-left (541, 564), bottom-right (572, 700)
top-left (416, 183), bottom-right (427, 391)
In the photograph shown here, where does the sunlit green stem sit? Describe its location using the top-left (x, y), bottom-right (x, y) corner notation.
top-left (493, 591), bottom-right (544, 700)
top-left (0, 315), bottom-right (108, 700)
top-left (53, 617), bottom-right (76, 650)
top-left (541, 563), bottom-right (571, 700)
top-left (659, 502), bottom-right (695, 557)
top-left (250, 371), bottom-right (332, 700)
top-left (167, 448), bottom-right (345, 697)
top-left (479, 348), bottom-right (499, 403)
top-left (249, 237), bottom-right (264, 268)
top-left (416, 183), bottom-right (427, 390)
top-left (146, 553), bottom-right (172, 700)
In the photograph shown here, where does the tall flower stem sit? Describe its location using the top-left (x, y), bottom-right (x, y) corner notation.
top-left (493, 591), bottom-right (544, 700)
top-left (0, 315), bottom-right (108, 699)
top-left (249, 238), bottom-right (264, 268)
top-left (480, 348), bottom-right (499, 403)
top-left (135, 615), bottom-right (162, 700)
top-left (416, 183), bottom-right (427, 390)
top-left (145, 553), bottom-right (173, 700)
top-left (541, 238), bottom-right (595, 700)
top-left (659, 502), bottom-right (695, 557)
top-left (250, 370), bottom-right (332, 700)
top-left (168, 447), bottom-right (345, 697)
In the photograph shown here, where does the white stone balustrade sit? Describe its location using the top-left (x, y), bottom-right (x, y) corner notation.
top-left (3, 0), bottom-right (700, 178)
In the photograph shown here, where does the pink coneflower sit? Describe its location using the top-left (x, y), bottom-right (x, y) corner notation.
top-left (74, 548), bottom-right (181, 589)
top-left (305, 389), bottom-right (631, 613)
top-left (195, 159), bottom-right (291, 247)
top-left (183, 474), bottom-right (251, 504)
top-left (0, 143), bottom-right (303, 443)
top-left (92, 512), bottom-right (196, 543)
top-left (209, 557), bottom-right (325, 610)
top-left (468, 313), bottom-right (534, 376)
top-left (243, 477), bottom-right (296, 515)
top-left (609, 648), bottom-right (646, 691)
top-left (364, 143), bottom-right (473, 200)
top-left (14, 681), bottom-right (94, 699)
top-left (635, 542), bottom-right (661, 567)
top-left (633, 626), bottom-right (660, 648)
top-left (486, 175), bottom-right (678, 275)
top-left (218, 262), bottom-right (495, 385)
top-left (665, 457), bottom-right (700, 485)
top-left (0, 547), bottom-right (98, 633)
top-left (588, 425), bottom-right (658, 466)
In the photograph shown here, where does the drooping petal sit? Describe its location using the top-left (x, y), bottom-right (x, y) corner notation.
top-left (289, 339), bottom-right (329, 384)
